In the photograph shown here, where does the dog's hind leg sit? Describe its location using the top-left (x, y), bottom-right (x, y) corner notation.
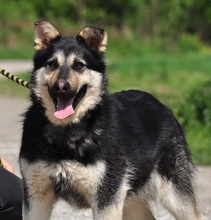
top-left (93, 198), bottom-right (155, 220)
top-left (158, 178), bottom-right (201, 220)
top-left (123, 197), bottom-right (155, 220)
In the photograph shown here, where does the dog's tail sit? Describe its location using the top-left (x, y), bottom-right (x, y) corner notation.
top-left (0, 67), bottom-right (30, 89)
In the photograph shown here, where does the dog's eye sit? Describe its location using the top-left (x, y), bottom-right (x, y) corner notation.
top-left (73, 61), bottom-right (85, 71)
top-left (46, 59), bottom-right (58, 71)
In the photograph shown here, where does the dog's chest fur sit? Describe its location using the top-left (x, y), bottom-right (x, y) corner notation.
top-left (20, 158), bottom-right (106, 208)
top-left (20, 112), bottom-right (107, 207)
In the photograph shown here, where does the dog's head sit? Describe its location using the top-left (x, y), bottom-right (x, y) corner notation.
top-left (30, 21), bottom-right (107, 125)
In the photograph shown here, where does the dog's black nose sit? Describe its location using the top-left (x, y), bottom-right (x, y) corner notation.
top-left (52, 79), bottom-right (71, 97)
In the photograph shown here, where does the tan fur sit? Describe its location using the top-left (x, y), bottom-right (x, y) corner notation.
top-left (20, 159), bottom-right (56, 220)
top-left (34, 21), bottom-right (60, 51)
top-left (20, 159), bottom-right (106, 220)
top-left (138, 171), bottom-right (201, 220)
top-left (65, 55), bottom-right (80, 91)
top-left (123, 197), bottom-right (155, 220)
top-left (47, 54), bottom-right (65, 86)
top-left (159, 179), bottom-right (201, 220)
top-left (79, 27), bottom-right (107, 53)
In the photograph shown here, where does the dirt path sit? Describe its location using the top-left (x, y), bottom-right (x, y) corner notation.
top-left (0, 60), bottom-right (210, 219)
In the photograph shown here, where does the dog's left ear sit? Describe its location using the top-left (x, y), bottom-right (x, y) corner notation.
top-left (34, 21), bottom-right (61, 51)
top-left (77, 27), bottom-right (107, 53)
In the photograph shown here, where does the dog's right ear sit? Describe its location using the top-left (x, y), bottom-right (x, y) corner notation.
top-left (34, 21), bottom-right (61, 51)
top-left (77, 27), bottom-right (107, 53)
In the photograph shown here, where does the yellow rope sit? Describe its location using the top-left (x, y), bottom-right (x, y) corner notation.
top-left (0, 67), bottom-right (30, 89)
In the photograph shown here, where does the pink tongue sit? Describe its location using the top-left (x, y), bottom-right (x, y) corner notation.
top-left (53, 98), bottom-right (75, 119)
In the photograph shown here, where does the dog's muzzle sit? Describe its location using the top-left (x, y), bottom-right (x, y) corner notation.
top-left (50, 79), bottom-right (87, 120)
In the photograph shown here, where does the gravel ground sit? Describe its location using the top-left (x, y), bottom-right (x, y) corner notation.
top-left (0, 60), bottom-right (210, 219)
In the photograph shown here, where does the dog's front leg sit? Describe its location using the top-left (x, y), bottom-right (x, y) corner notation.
top-left (23, 190), bottom-right (54, 220)
top-left (22, 177), bottom-right (56, 220)
top-left (20, 161), bottom-right (57, 220)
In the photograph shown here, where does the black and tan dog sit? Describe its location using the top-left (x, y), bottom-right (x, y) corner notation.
top-left (19, 21), bottom-right (201, 220)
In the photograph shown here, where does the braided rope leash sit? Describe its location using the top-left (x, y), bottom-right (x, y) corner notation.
top-left (0, 67), bottom-right (30, 89)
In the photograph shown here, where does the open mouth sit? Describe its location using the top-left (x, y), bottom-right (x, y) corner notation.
top-left (53, 84), bottom-right (87, 120)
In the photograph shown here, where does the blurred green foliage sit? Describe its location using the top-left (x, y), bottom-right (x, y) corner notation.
top-left (179, 81), bottom-right (211, 127)
top-left (177, 81), bottom-right (211, 165)
top-left (189, 82), bottom-right (211, 126)
top-left (0, 0), bottom-right (211, 49)
top-left (178, 34), bottom-right (204, 52)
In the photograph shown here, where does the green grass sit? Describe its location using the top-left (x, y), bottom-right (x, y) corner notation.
top-left (185, 124), bottom-right (211, 165)
top-left (108, 53), bottom-right (211, 107)
top-left (0, 47), bottom-right (33, 59)
top-left (0, 73), bottom-right (30, 98)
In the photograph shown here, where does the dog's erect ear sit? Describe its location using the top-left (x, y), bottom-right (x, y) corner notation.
top-left (77, 27), bottom-right (107, 53)
top-left (34, 21), bottom-right (61, 51)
